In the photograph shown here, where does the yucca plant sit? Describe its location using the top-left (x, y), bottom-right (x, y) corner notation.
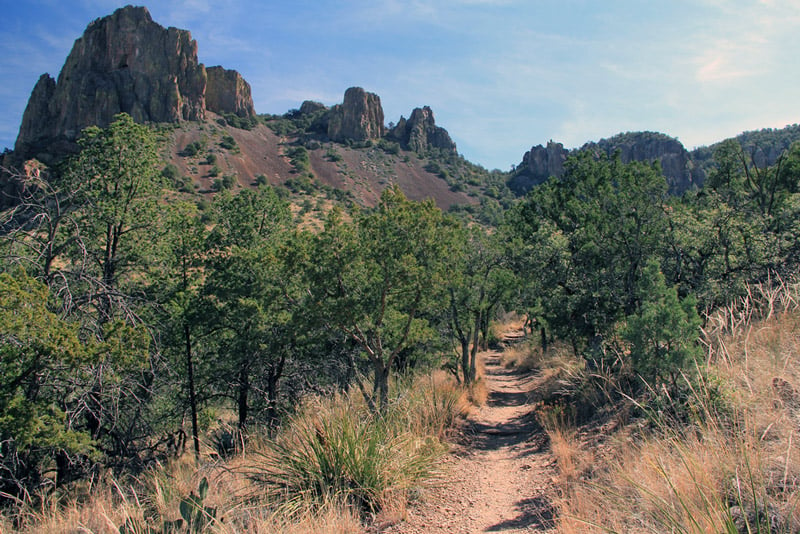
top-left (249, 392), bottom-right (439, 516)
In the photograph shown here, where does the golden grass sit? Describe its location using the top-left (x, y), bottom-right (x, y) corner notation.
top-left (502, 342), bottom-right (539, 372)
top-left (1, 369), bottom-right (469, 533)
top-left (548, 279), bottom-right (800, 533)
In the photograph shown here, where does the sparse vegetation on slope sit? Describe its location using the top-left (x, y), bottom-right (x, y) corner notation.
top-left (542, 279), bottom-right (800, 533)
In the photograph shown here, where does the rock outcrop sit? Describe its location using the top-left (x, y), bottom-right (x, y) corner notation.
top-left (299, 100), bottom-right (327, 115)
top-left (584, 132), bottom-right (702, 193)
top-left (389, 106), bottom-right (456, 155)
top-left (512, 133), bottom-right (703, 195)
top-left (13, 5), bottom-right (254, 163)
top-left (509, 141), bottom-right (568, 194)
top-left (327, 87), bottom-right (385, 142)
top-left (205, 66), bottom-right (254, 118)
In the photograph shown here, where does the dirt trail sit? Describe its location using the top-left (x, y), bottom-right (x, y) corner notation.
top-left (385, 331), bottom-right (558, 533)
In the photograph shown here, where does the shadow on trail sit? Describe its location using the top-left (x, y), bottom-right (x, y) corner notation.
top-left (464, 414), bottom-right (544, 450)
top-left (486, 496), bottom-right (557, 531)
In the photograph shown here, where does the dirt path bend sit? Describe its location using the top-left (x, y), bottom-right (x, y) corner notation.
top-left (385, 333), bottom-right (558, 533)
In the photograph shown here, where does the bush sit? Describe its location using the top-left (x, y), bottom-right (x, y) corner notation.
top-left (621, 260), bottom-right (702, 388)
top-left (221, 174), bottom-right (236, 190)
top-left (325, 148), bottom-right (343, 162)
top-left (286, 145), bottom-right (310, 173)
top-left (219, 135), bottom-right (237, 150)
top-left (181, 141), bottom-right (203, 157)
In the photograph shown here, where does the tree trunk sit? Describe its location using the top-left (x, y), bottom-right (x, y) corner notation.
top-left (470, 311), bottom-right (481, 381)
top-left (266, 351), bottom-right (286, 427)
top-left (540, 326), bottom-right (548, 355)
top-left (373, 360), bottom-right (390, 412)
top-left (461, 337), bottom-right (472, 385)
top-left (237, 366), bottom-right (249, 430)
top-left (480, 305), bottom-right (492, 350)
top-left (184, 323), bottom-right (200, 459)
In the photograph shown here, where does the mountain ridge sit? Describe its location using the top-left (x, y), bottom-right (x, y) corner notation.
top-left (3, 4), bottom-right (800, 210)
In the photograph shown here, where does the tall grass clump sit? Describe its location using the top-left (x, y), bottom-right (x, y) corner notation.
top-left (551, 277), bottom-right (800, 533)
top-left (247, 372), bottom-right (466, 519)
top-left (1, 372), bottom-right (466, 533)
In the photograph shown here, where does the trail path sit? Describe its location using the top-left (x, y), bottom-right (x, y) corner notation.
top-left (385, 330), bottom-right (558, 533)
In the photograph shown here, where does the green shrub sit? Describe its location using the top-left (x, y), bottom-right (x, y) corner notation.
top-left (181, 141), bottom-right (203, 157)
top-left (219, 135), bottom-right (237, 150)
top-left (325, 148), bottom-right (343, 162)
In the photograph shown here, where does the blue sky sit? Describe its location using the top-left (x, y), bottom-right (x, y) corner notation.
top-left (1, 0), bottom-right (798, 170)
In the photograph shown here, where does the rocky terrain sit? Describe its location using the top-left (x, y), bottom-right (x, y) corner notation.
top-left (13, 6), bottom-right (254, 163)
top-left (511, 132), bottom-right (703, 195)
top-left (4, 4), bottom-right (800, 211)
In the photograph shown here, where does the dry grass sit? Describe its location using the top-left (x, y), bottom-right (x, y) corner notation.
top-left (548, 279), bottom-right (800, 533)
top-left (502, 342), bottom-right (539, 372)
top-left (0, 370), bottom-right (469, 533)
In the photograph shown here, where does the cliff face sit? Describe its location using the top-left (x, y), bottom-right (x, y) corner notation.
top-left (13, 5), bottom-right (254, 163)
top-left (389, 106), bottom-right (456, 155)
top-left (513, 133), bottom-right (703, 195)
top-left (327, 87), bottom-right (385, 142)
top-left (206, 66), bottom-right (255, 118)
top-left (585, 132), bottom-right (702, 193)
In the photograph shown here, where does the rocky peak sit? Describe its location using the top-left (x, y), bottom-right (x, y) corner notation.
top-left (512, 133), bottom-right (703, 195)
top-left (508, 141), bottom-right (568, 194)
top-left (299, 100), bottom-right (327, 115)
top-left (327, 87), bottom-right (385, 142)
top-left (205, 66), bottom-right (255, 118)
top-left (584, 132), bottom-right (702, 193)
top-left (13, 5), bottom-right (254, 164)
top-left (389, 106), bottom-right (456, 155)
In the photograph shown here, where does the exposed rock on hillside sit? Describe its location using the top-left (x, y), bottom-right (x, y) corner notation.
top-left (299, 100), bottom-right (327, 115)
top-left (512, 132), bottom-right (703, 195)
top-left (327, 87), bottom-right (385, 142)
top-left (13, 5), bottom-right (254, 164)
top-left (389, 106), bottom-right (457, 155)
top-left (206, 66), bottom-right (255, 118)
top-left (585, 132), bottom-right (703, 193)
top-left (509, 141), bottom-right (568, 194)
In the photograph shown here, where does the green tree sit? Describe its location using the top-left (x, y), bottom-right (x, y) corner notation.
top-left (0, 270), bottom-right (93, 498)
top-left (448, 226), bottom-right (515, 384)
top-left (157, 202), bottom-right (208, 458)
top-left (621, 260), bottom-right (701, 388)
top-left (63, 112), bottom-right (164, 323)
top-left (308, 186), bottom-right (456, 411)
top-left (509, 152), bottom-right (670, 354)
top-left (203, 186), bottom-right (295, 428)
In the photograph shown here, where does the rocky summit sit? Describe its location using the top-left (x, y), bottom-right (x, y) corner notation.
top-left (14, 5), bottom-right (254, 163)
top-left (511, 132), bottom-right (704, 195)
top-left (327, 87), bottom-right (385, 142)
top-left (389, 106), bottom-right (457, 156)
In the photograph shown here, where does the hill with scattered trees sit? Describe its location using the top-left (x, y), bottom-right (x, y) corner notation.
top-left (1, 5), bottom-right (800, 533)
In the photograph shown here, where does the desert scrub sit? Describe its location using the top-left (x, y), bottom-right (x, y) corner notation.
top-left (553, 279), bottom-right (800, 533)
top-left (247, 390), bottom-right (445, 516)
